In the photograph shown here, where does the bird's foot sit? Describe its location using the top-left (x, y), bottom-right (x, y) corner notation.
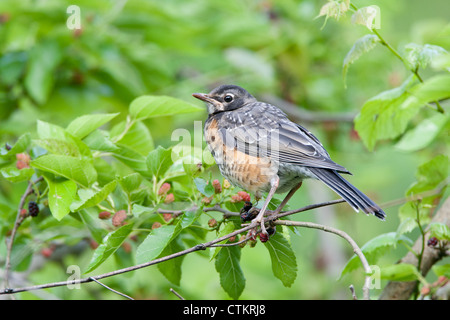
top-left (241, 201), bottom-right (276, 241)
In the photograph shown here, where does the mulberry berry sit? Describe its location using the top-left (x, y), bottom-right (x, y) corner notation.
top-left (28, 201), bottom-right (39, 217)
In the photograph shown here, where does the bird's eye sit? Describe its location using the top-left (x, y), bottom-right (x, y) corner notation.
top-left (224, 94), bottom-right (234, 103)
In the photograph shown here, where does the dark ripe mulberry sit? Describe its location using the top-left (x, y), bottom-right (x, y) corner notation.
top-left (427, 237), bottom-right (438, 247)
top-left (266, 225), bottom-right (276, 236)
top-left (259, 232), bottom-right (269, 243)
top-left (28, 201), bottom-right (39, 217)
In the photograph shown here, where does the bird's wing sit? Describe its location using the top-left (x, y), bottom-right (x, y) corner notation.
top-left (217, 102), bottom-right (350, 173)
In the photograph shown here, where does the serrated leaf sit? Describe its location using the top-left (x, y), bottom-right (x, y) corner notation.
top-left (157, 236), bottom-right (185, 286)
top-left (136, 224), bottom-right (178, 264)
top-left (129, 95), bottom-right (202, 120)
top-left (398, 155), bottom-right (448, 225)
top-left (316, 0), bottom-right (350, 29)
top-left (399, 74), bottom-right (450, 112)
top-left (44, 176), bottom-right (78, 221)
top-left (78, 208), bottom-right (107, 243)
top-left (210, 222), bottom-right (235, 261)
top-left (405, 43), bottom-right (448, 70)
top-left (31, 154), bottom-right (97, 187)
top-left (112, 144), bottom-right (148, 174)
top-left (343, 34), bottom-right (380, 86)
top-left (407, 154), bottom-right (448, 196)
top-left (0, 133), bottom-right (31, 157)
top-left (194, 177), bottom-right (215, 197)
top-left (396, 217), bottom-right (417, 237)
top-left (36, 120), bottom-right (91, 158)
top-left (66, 113), bottom-right (119, 139)
top-left (84, 223), bottom-right (133, 273)
top-left (0, 167), bottom-right (34, 183)
top-left (70, 180), bottom-right (117, 212)
top-left (146, 146), bottom-right (173, 178)
top-left (119, 173), bottom-right (142, 194)
top-left (395, 113), bottom-right (449, 152)
top-left (429, 222), bottom-right (450, 241)
top-left (111, 121), bottom-right (154, 156)
top-left (380, 263), bottom-right (420, 282)
top-left (351, 6), bottom-right (380, 31)
top-left (83, 130), bottom-right (120, 152)
top-left (264, 232), bottom-right (297, 287)
top-left (215, 245), bottom-right (245, 300)
top-left (354, 76), bottom-right (420, 151)
top-left (340, 232), bottom-right (413, 278)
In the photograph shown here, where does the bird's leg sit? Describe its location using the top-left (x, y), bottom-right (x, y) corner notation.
top-left (272, 181), bottom-right (303, 216)
top-left (250, 175), bottom-right (279, 235)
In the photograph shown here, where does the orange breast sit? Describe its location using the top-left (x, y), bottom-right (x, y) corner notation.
top-left (204, 118), bottom-right (278, 198)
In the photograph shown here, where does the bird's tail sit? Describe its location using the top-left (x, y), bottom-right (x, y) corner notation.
top-left (309, 168), bottom-right (386, 220)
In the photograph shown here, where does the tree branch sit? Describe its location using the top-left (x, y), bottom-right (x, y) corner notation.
top-left (4, 176), bottom-right (43, 291)
top-left (0, 198), bottom-right (368, 299)
top-left (273, 219), bottom-right (372, 300)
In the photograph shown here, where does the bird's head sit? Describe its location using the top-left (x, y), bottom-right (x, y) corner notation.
top-left (193, 84), bottom-right (256, 115)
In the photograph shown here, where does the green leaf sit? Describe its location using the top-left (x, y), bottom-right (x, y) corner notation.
top-left (340, 232), bottom-right (413, 278)
top-left (129, 95), bottom-right (202, 120)
top-left (119, 173), bottom-right (142, 194)
top-left (429, 223), bottom-right (450, 241)
top-left (0, 167), bottom-right (34, 183)
top-left (84, 223), bottom-right (133, 273)
top-left (146, 146), bottom-right (173, 178)
top-left (157, 236), bottom-right (185, 286)
top-left (83, 130), bottom-right (120, 152)
top-left (0, 133), bottom-right (31, 157)
top-left (397, 154), bottom-right (449, 226)
top-left (111, 121), bottom-right (154, 156)
top-left (31, 154), bottom-right (97, 187)
top-left (343, 34), bottom-right (380, 85)
top-left (399, 74), bottom-right (450, 111)
top-left (66, 113), bottom-right (119, 139)
top-left (44, 176), bottom-right (78, 221)
top-left (215, 245), bottom-right (245, 300)
top-left (112, 144), bottom-right (148, 174)
top-left (36, 120), bottom-right (91, 158)
top-left (351, 6), bottom-right (380, 31)
top-left (136, 225), bottom-right (178, 264)
top-left (24, 41), bottom-right (62, 105)
top-left (395, 113), bottom-right (449, 152)
top-left (194, 177), bottom-right (215, 197)
top-left (380, 263), bottom-right (420, 282)
top-left (432, 264), bottom-right (450, 278)
top-left (264, 232), bottom-right (297, 287)
top-left (70, 180), bottom-right (117, 212)
top-left (354, 76), bottom-right (420, 151)
top-left (316, 0), bottom-right (350, 29)
top-left (78, 208), bottom-right (107, 243)
top-left (404, 43), bottom-right (448, 70)
top-left (210, 222), bottom-right (235, 261)
top-left (407, 154), bottom-right (449, 196)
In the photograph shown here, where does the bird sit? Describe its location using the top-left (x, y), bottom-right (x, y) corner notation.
top-left (193, 84), bottom-right (385, 235)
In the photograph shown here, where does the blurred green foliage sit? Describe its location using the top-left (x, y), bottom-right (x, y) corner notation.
top-left (0, 0), bottom-right (449, 300)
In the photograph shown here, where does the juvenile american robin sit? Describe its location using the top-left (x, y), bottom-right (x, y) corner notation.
top-left (193, 85), bottom-right (385, 235)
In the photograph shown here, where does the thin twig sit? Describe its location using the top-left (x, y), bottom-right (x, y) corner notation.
top-left (170, 288), bottom-right (185, 300)
top-left (349, 285), bottom-right (358, 300)
top-left (88, 277), bottom-right (134, 300)
top-left (4, 176), bottom-right (43, 291)
top-left (0, 198), bottom-right (368, 298)
top-left (273, 219), bottom-right (372, 300)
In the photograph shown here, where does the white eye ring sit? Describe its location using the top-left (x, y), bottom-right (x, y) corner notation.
top-left (224, 94), bottom-right (234, 103)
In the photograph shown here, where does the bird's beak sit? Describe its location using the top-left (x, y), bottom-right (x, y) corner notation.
top-left (192, 93), bottom-right (214, 103)
top-left (192, 93), bottom-right (224, 111)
